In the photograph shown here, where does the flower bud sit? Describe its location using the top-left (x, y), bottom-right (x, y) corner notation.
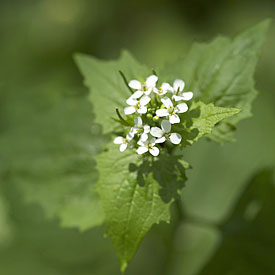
top-left (153, 116), bottom-right (159, 122)
top-left (146, 113), bottom-right (153, 119)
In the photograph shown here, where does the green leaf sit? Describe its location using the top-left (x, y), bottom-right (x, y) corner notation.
top-left (160, 20), bottom-right (270, 143)
top-left (174, 101), bottom-right (240, 146)
top-left (0, 182), bottom-right (120, 275)
top-left (96, 143), bottom-right (187, 272)
top-left (0, 77), bottom-right (107, 231)
top-left (75, 51), bottom-right (151, 134)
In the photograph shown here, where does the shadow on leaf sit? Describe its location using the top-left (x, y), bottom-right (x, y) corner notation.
top-left (129, 155), bottom-right (188, 204)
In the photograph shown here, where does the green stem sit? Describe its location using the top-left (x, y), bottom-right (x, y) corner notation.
top-left (152, 68), bottom-right (157, 76)
top-left (115, 107), bottom-right (130, 126)
top-left (118, 70), bottom-right (133, 94)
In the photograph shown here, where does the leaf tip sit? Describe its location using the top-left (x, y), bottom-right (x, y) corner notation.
top-left (73, 52), bottom-right (85, 65)
top-left (120, 261), bottom-right (128, 274)
top-left (233, 108), bottom-right (242, 115)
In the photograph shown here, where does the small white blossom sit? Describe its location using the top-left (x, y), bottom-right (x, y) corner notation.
top-left (113, 132), bottom-right (134, 152)
top-left (130, 117), bottom-right (150, 142)
top-left (124, 95), bottom-right (151, 115)
top-left (156, 97), bottom-right (188, 124)
top-left (170, 79), bottom-right (193, 102)
top-left (150, 120), bottom-right (182, 144)
top-left (137, 138), bottom-right (159, 156)
top-left (129, 75), bottom-right (158, 98)
top-left (153, 82), bottom-right (170, 96)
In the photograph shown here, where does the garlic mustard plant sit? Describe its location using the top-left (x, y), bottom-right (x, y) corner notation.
top-left (114, 74), bottom-right (193, 156)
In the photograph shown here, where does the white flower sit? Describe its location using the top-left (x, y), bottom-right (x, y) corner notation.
top-left (170, 79), bottom-right (193, 102)
top-left (153, 82), bottom-right (171, 96)
top-left (137, 138), bottom-right (159, 156)
top-left (156, 97), bottom-right (188, 124)
top-left (150, 120), bottom-right (182, 144)
top-left (124, 95), bottom-right (151, 115)
top-left (113, 132), bottom-right (134, 152)
top-left (130, 117), bottom-right (150, 142)
top-left (128, 75), bottom-right (158, 98)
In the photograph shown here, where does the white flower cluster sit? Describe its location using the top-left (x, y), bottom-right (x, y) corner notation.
top-left (114, 75), bottom-right (193, 156)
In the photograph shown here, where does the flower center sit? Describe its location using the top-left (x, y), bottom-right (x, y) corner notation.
top-left (137, 128), bottom-right (143, 134)
top-left (147, 143), bottom-right (154, 150)
top-left (168, 106), bottom-right (176, 114)
top-left (135, 101), bottom-right (141, 110)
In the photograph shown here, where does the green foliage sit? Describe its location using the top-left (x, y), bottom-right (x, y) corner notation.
top-left (75, 51), bottom-right (151, 134)
top-left (175, 101), bottom-right (240, 145)
top-left (96, 143), bottom-right (187, 272)
top-left (0, 183), bottom-right (121, 275)
top-left (159, 20), bottom-right (270, 143)
top-left (74, 20), bottom-right (269, 271)
top-left (0, 80), bottom-right (107, 231)
top-left (0, 0), bottom-right (273, 273)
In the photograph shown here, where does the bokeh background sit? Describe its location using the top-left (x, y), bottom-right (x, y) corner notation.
top-left (0, 0), bottom-right (274, 274)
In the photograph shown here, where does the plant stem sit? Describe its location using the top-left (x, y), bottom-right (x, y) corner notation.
top-left (118, 70), bottom-right (133, 94)
top-left (152, 68), bottom-right (157, 76)
top-left (115, 107), bottom-right (130, 126)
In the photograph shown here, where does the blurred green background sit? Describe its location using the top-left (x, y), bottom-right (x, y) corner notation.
top-left (0, 0), bottom-right (274, 274)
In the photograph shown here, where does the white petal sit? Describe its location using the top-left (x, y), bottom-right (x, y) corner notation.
top-left (149, 147), bottom-right (159, 156)
top-left (140, 95), bottom-right (151, 106)
top-left (161, 97), bottom-right (173, 109)
top-left (124, 106), bottom-right (136, 115)
top-left (137, 146), bottom-right (148, 155)
top-left (144, 88), bottom-right (152, 95)
top-left (176, 103), bottom-right (188, 113)
top-left (172, 95), bottom-right (185, 102)
top-left (158, 89), bottom-right (168, 96)
top-left (150, 138), bottom-right (157, 146)
top-left (161, 120), bottom-right (171, 133)
top-left (126, 97), bottom-right (137, 106)
top-left (156, 87), bottom-right (168, 96)
top-left (153, 88), bottom-right (160, 94)
top-left (169, 133), bottom-right (182, 144)
top-left (129, 127), bottom-right (138, 136)
top-left (173, 79), bottom-right (185, 92)
top-left (150, 127), bottom-right (163, 138)
top-left (120, 143), bottom-right (128, 152)
top-left (137, 106), bottom-right (147, 114)
top-left (146, 75), bottom-right (158, 87)
top-left (114, 136), bottom-right (123, 144)
top-left (161, 82), bottom-right (173, 92)
top-left (155, 136), bottom-right (166, 143)
top-left (156, 108), bottom-right (169, 117)
top-left (129, 80), bottom-right (142, 90)
top-left (169, 114), bottom-right (180, 124)
top-left (143, 125), bottom-right (150, 133)
top-left (134, 116), bottom-right (142, 128)
top-left (126, 132), bottom-right (134, 140)
top-left (137, 139), bottom-right (145, 146)
top-left (180, 91), bottom-right (193, 100)
top-left (131, 90), bottom-right (144, 99)
top-left (140, 133), bottom-right (148, 142)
